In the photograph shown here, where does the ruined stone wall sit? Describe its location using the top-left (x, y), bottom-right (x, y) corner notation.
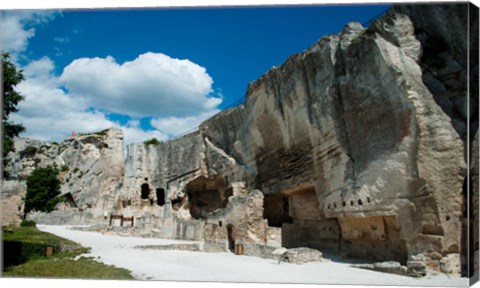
top-left (1, 181), bottom-right (26, 226)
top-left (123, 131), bottom-right (204, 204)
top-left (203, 190), bottom-right (267, 252)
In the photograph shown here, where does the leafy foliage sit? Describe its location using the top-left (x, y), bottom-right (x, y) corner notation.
top-left (2, 53), bottom-right (26, 158)
top-left (25, 166), bottom-right (62, 214)
top-left (143, 138), bottom-right (161, 145)
top-left (20, 220), bottom-right (37, 227)
top-left (77, 128), bottom-right (109, 137)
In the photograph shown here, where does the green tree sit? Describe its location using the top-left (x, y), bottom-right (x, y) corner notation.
top-left (25, 166), bottom-right (62, 215)
top-left (2, 52), bottom-right (26, 158)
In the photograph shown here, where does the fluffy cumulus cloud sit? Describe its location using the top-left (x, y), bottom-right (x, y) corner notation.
top-left (60, 53), bottom-right (222, 118)
top-left (11, 57), bottom-right (169, 146)
top-left (150, 110), bottom-right (219, 136)
top-left (12, 53), bottom-right (221, 146)
top-left (1, 11), bottom-right (58, 54)
top-left (5, 13), bottom-right (222, 147)
top-left (11, 57), bottom-right (109, 141)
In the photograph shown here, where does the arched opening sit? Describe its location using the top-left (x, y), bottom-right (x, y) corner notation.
top-left (156, 188), bottom-right (165, 206)
top-left (141, 183), bottom-right (150, 200)
top-left (227, 224), bottom-right (235, 252)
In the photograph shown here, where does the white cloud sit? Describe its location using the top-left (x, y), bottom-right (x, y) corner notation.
top-left (15, 57), bottom-right (87, 118)
top-left (11, 58), bottom-right (112, 141)
top-left (150, 110), bottom-right (219, 136)
top-left (121, 120), bottom-right (169, 145)
top-left (11, 56), bottom-right (182, 147)
top-left (11, 110), bottom-right (114, 142)
top-left (60, 52), bottom-right (222, 118)
top-left (4, 15), bottom-right (223, 146)
top-left (1, 11), bottom-right (58, 54)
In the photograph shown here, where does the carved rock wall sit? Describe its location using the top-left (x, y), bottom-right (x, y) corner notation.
top-left (122, 4), bottom-right (472, 274)
top-left (2, 3), bottom-right (476, 276)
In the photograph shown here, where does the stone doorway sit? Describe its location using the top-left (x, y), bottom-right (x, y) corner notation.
top-left (156, 188), bottom-right (165, 206)
top-left (227, 224), bottom-right (236, 252)
top-left (141, 183), bottom-right (150, 200)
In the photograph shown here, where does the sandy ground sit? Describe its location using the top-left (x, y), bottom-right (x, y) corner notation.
top-left (37, 225), bottom-right (469, 287)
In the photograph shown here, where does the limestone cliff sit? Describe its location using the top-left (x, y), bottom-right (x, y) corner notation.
top-left (3, 128), bottom-right (124, 222)
top-left (119, 3), bottom-right (477, 275)
top-left (2, 3), bottom-right (477, 277)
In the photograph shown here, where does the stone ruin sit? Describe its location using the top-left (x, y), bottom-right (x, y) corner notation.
top-left (2, 3), bottom-right (479, 278)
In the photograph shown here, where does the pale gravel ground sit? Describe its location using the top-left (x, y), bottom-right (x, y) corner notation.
top-left (37, 225), bottom-right (469, 287)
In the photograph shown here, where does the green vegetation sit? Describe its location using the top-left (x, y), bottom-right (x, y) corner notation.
top-left (77, 128), bottom-right (110, 137)
top-left (25, 166), bottom-right (62, 214)
top-left (20, 220), bottom-right (36, 227)
top-left (73, 167), bottom-right (79, 173)
top-left (3, 225), bottom-right (80, 266)
top-left (61, 165), bottom-right (69, 172)
top-left (3, 226), bottom-right (133, 279)
top-left (2, 53), bottom-right (26, 178)
top-left (2, 53), bottom-right (26, 158)
top-left (94, 128), bottom-right (110, 136)
top-left (3, 226), bottom-right (74, 247)
top-left (143, 137), bottom-right (161, 145)
top-left (4, 256), bottom-right (134, 279)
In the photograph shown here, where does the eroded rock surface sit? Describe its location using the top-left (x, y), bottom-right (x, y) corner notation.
top-left (116, 3), bottom-right (475, 275)
top-left (4, 128), bottom-right (124, 222)
top-left (2, 3), bottom-right (477, 277)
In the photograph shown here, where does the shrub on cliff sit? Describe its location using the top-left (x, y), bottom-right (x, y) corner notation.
top-left (143, 138), bottom-right (161, 145)
top-left (25, 166), bottom-right (62, 215)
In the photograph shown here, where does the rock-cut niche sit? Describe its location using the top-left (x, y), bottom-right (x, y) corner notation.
top-left (141, 183), bottom-right (150, 200)
top-left (185, 176), bottom-right (232, 219)
top-left (156, 188), bottom-right (165, 206)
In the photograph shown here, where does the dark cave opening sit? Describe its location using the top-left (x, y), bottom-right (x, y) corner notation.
top-left (263, 193), bottom-right (292, 227)
top-left (185, 176), bottom-right (232, 219)
top-left (156, 188), bottom-right (165, 206)
top-left (141, 183), bottom-right (150, 200)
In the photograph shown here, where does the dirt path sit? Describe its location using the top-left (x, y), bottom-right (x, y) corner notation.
top-left (38, 225), bottom-right (468, 286)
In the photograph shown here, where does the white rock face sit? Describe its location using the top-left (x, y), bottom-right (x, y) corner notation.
top-left (120, 5), bottom-right (473, 274)
top-left (2, 3), bottom-right (476, 277)
top-left (4, 128), bottom-right (124, 221)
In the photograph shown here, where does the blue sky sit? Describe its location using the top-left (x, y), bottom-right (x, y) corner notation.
top-left (2, 4), bottom-right (390, 145)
